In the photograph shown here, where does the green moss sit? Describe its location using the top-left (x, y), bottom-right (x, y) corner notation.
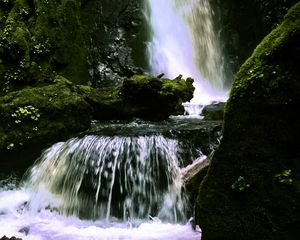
top-left (10, 25), bottom-right (31, 60)
top-left (0, 76), bottom-right (93, 151)
top-left (227, 2), bottom-right (300, 108)
top-left (11, 105), bottom-right (40, 124)
top-left (196, 3), bottom-right (300, 240)
top-left (0, 73), bottom-right (195, 160)
top-left (118, 74), bottom-right (194, 119)
top-left (0, 0), bottom-right (95, 92)
top-left (231, 176), bottom-right (251, 192)
top-left (275, 169), bottom-right (293, 185)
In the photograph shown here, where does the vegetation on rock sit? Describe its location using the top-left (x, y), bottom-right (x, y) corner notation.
top-left (195, 2), bottom-right (300, 240)
top-left (0, 74), bottom-right (194, 170)
top-left (210, 0), bottom-right (299, 80)
top-left (0, 0), bottom-right (144, 94)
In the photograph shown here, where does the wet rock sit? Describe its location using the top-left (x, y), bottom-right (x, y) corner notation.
top-left (182, 156), bottom-right (211, 208)
top-left (210, 0), bottom-right (299, 83)
top-left (0, 236), bottom-right (22, 240)
top-left (18, 227), bottom-right (29, 235)
top-left (0, 0), bottom-right (146, 94)
top-left (201, 102), bottom-right (225, 120)
top-left (86, 0), bottom-right (147, 87)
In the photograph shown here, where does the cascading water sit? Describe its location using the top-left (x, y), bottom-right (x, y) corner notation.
top-left (146, 0), bottom-right (228, 109)
top-left (0, 134), bottom-right (201, 239)
top-left (25, 135), bottom-right (186, 222)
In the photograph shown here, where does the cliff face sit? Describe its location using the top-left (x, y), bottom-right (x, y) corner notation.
top-left (0, 0), bottom-right (149, 169)
top-left (195, 2), bottom-right (300, 240)
top-left (0, 0), bottom-right (146, 94)
top-left (86, 0), bottom-right (148, 87)
top-left (210, 0), bottom-right (299, 83)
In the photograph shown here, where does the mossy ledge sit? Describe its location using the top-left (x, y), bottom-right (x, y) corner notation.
top-left (195, 2), bottom-right (300, 240)
top-left (0, 74), bottom-right (194, 170)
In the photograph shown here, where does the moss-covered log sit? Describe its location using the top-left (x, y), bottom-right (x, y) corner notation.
top-left (0, 74), bottom-right (194, 169)
top-left (195, 2), bottom-right (300, 240)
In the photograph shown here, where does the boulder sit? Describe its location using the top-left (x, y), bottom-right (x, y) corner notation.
top-left (201, 102), bottom-right (225, 120)
top-left (0, 76), bottom-right (93, 170)
top-left (210, 0), bottom-right (299, 81)
top-left (0, 74), bottom-right (194, 170)
top-left (85, 74), bottom-right (194, 120)
top-left (195, 3), bottom-right (300, 240)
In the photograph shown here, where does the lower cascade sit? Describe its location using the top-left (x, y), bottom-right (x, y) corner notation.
top-left (0, 134), bottom-right (201, 239)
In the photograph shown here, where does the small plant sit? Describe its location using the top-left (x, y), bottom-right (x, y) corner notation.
top-left (231, 176), bottom-right (250, 192)
top-left (4, 68), bottom-right (23, 82)
top-left (2, 81), bottom-right (11, 93)
top-left (19, 7), bottom-right (29, 16)
top-left (32, 38), bottom-right (51, 55)
top-left (275, 169), bottom-right (293, 185)
top-left (6, 143), bottom-right (14, 150)
top-left (11, 105), bottom-right (40, 124)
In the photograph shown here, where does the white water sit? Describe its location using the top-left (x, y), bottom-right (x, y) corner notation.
top-left (146, 0), bottom-right (228, 108)
top-left (0, 135), bottom-right (201, 239)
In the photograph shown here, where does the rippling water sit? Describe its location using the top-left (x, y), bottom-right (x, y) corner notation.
top-left (0, 176), bottom-right (201, 240)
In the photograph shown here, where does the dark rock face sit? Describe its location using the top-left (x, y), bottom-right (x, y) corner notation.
top-left (210, 0), bottom-right (299, 83)
top-left (0, 0), bottom-right (147, 93)
top-left (195, 3), bottom-right (300, 240)
top-left (87, 0), bottom-right (148, 87)
top-left (201, 102), bottom-right (225, 121)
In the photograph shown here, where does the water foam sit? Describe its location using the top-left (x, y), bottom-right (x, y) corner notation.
top-left (0, 134), bottom-right (201, 239)
top-left (146, 0), bottom-right (228, 107)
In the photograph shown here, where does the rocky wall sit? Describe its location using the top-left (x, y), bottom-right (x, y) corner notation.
top-left (195, 2), bottom-right (300, 239)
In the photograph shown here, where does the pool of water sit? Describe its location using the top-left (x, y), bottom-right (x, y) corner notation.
top-left (0, 176), bottom-right (201, 240)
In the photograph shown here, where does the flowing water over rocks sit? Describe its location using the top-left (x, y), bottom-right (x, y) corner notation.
top-left (0, 117), bottom-right (222, 239)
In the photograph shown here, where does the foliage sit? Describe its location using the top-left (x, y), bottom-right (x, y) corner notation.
top-left (275, 169), bottom-right (293, 185)
top-left (231, 176), bottom-right (250, 192)
top-left (11, 105), bottom-right (40, 124)
top-left (6, 143), bottom-right (14, 150)
top-left (0, 0), bottom-right (93, 93)
top-left (196, 3), bottom-right (300, 239)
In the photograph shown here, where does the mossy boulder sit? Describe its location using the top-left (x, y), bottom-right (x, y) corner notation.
top-left (195, 3), bottom-right (300, 240)
top-left (210, 0), bottom-right (299, 81)
top-left (85, 74), bottom-right (195, 120)
top-left (119, 74), bottom-right (195, 119)
top-left (0, 75), bottom-right (93, 170)
top-left (201, 102), bottom-right (225, 120)
top-left (0, 74), bottom-right (194, 170)
top-left (0, 0), bottom-right (91, 92)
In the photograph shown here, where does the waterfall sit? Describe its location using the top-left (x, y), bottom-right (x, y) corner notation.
top-left (23, 135), bottom-right (187, 222)
top-left (146, 0), bottom-right (227, 106)
top-left (0, 132), bottom-right (202, 239)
